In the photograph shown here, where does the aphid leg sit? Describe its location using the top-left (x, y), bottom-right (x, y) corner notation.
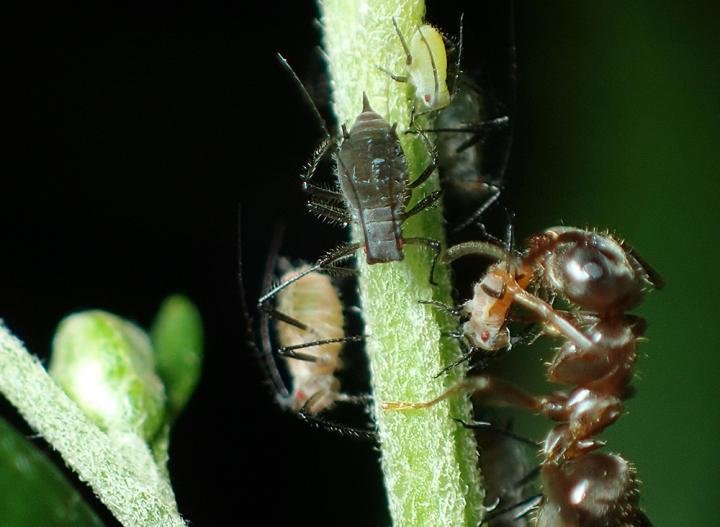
top-left (418, 299), bottom-right (464, 318)
top-left (480, 494), bottom-right (543, 525)
top-left (451, 182), bottom-right (502, 234)
top-left (403, 237), bottom-right (442, 286)
top-left (454, 419), bottom-right (539, 448)
top-left (241, 217), bottom-right (293, 399)
top-left (406, 127), bottom-right (439, 186)
top-left (297, 410), bottom-right (377, 442)
top-left (306, 201), bottom-right (352, 226)
top-left (301, 136), bottom-right (338, 190)
top-left (277, 336), bottom-right (365, 363)
top-left (401, 190), bottom-right (443, 220)
top-left (432, 349), bottom-right (477, 378)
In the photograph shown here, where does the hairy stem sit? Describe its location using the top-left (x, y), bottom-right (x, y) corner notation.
top-left (0, 323), bottom-right (186, 527)
top-left (318, 1), bottom-right (483, 526)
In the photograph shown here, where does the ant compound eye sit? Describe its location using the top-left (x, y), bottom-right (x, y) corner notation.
top-left (547, 233), bottom-right (643, 313)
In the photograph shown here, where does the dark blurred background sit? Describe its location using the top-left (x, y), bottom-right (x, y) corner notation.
top-left (2, 1), bottom-right (719, 525)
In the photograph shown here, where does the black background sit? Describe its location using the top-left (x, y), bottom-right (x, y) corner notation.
top-left (3, 1), bottom-right (720, 526)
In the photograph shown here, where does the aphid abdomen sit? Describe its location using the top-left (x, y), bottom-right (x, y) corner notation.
top-left (276, 266), bottom-right (344, 372)
top-left (274, 266), bottom-right (345, 413)
top-left (408, 24), bottom-right (450, 111)
top-left (337, 96), bottom-right (410, 264)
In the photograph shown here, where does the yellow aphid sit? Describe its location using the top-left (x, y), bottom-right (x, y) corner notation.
top-left (407, 24), bottom-right (450, 111)
top-left (275, 265), bottom-right (345, 413)
top-left (387, 20), bottom-right (450, 113)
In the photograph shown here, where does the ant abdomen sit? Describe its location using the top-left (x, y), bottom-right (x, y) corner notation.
top-left (538, 453), bottom-right (645, 527)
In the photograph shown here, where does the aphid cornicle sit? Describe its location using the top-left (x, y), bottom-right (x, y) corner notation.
top-left (265, 55), bottom-right (443, 299)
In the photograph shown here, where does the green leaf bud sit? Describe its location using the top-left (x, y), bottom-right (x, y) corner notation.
top-left (50, 311), bottom-right (166, 442)
top-left (150, 295), bottom-right (203, 421)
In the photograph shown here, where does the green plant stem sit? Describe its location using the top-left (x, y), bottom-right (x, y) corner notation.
top-left (0, 322), bottom-right (186, 527)
top-left (318, 1), bottom-right (483, 526)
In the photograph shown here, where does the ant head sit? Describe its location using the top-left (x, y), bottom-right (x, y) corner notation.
top-left (542, 228), bottom-right (645, 314)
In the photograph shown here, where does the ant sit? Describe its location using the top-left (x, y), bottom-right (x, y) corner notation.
top-left (384, 226), bottom-right (662, 525)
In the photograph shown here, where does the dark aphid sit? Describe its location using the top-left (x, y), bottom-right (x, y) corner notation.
top-left (469, 419), bottom-right (534, 527)
top-left (432, 76), bottom-right (510, 232)
top-left (271, 55), bottom-right (443, 286)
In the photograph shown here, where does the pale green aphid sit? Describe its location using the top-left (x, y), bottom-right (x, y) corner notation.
top-left (390, 20), bottom-right (450, 113)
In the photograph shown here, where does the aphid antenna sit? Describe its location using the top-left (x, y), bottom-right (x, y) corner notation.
top-left (256, 243), bottom-right (359, 306)
top-left (443, 239), bottom-right (510, 265)
top-left (276, 52), bottom-right (331, 139)
top-left (449, 13), bottom-right (464, 101)
top-left (237, 210), bottom-right (292, 399)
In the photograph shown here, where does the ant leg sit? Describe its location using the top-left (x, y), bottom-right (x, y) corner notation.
top-left (451, 184), bottom-right (501, 234)
top-left (382, 374), bottom-right (543, 412)
top-left (404, 237), bottom-right (442, 286)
